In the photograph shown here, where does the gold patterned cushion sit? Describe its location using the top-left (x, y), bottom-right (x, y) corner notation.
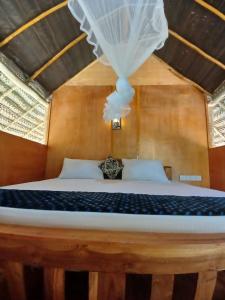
top-left (99, 156), bottom-right (124, 179)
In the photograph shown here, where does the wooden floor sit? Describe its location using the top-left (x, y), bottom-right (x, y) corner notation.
top-left (1, 268), bottom-right (225, 300)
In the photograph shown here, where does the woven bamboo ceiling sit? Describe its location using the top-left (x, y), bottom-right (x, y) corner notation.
top-left (0, 0), bottom-right (224, 94)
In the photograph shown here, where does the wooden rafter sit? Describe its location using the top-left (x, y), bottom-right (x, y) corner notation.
top-left (195, 0), bottom-right (225, 21)
top-left (0, 1), bottom-right (68, 48)
top-left (169, 30), bottom-right (225, 71)
top-left (31, 33), bottom-right (87, 80)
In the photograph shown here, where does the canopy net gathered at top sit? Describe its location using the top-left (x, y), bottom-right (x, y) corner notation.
top-left (68, 0), bottom-right (168, 120)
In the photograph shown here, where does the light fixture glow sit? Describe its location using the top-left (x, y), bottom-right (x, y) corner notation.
top-left (112, 118), bottom-right (121, 130)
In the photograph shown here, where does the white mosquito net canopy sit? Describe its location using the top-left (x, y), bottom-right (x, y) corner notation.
top-left (68, 0), bottom-right (168, 121)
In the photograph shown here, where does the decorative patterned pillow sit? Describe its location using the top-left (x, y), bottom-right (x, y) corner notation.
top-left (99, 156), bottom-right (124, 179)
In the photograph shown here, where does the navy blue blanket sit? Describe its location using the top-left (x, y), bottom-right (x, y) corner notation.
top-left (0, 189), bottom-right (225, 216)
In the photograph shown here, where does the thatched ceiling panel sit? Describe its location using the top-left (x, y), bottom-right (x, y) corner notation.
top-left (164, 0), bottom-right (225, 63)
top-left (37, 39), bottom-right (95, 91)
top-left (0, 0), bottom-right (224, 93)
top-left (1, 8), bottom-right (82, 75)
top-left (156, 36), bottom-right (225, 93)
top-left (0, 0), bottom-right (63, 39)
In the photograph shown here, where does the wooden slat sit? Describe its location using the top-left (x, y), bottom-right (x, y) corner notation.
top-left (194, 271), bottom-right (217, 300)
top-left (89, 272), bottom-right (99, 300)
top-left (3, 262), bottom-right (26, 300)
top-left (151, 274), bottom-right (174, 300)
top-left (44, 267), bottom-right (65, 300)
top-left (0, 1), bottom-right (68, 47)
top-left (89, 272), bottom-right (126, 300)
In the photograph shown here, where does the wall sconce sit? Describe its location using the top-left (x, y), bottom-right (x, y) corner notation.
top-left (112, 118), bottom-right (122, 130)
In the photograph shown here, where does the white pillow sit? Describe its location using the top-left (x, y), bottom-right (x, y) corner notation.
top-left (59, 158), bottom-right (103, 179)
top-left (122, 159), bottom-right (169, 182)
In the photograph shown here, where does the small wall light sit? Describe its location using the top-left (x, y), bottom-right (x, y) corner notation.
top-left (112, 118), bottom-right (122, 130)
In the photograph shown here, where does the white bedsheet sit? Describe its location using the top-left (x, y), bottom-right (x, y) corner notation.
top-left (1, 179), bottom-right (225, 233)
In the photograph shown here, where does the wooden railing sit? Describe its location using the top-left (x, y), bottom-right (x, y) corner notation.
top-left (0, 224), bottom-right (225, 300)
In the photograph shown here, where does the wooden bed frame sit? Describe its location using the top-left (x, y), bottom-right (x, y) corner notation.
top-left (0, 223), bottom-right (225, 300)
top-left (0, 166), bottom-right (221, 299)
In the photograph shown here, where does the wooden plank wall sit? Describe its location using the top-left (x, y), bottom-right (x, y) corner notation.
top-left (209, 146), bottom-right (225, 191)
top-left (46, 85), bottom-right (209, 187)
top-left (0, 131), bottom-right (47, 186)
top-left (45, 86), bottom-right (112, 178)
top-left (138, 86), bottom-right (209, 187)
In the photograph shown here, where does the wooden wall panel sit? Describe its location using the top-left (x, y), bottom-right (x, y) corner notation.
top-left (209, 146), bottom-right (225, 191)
top-left (45, 86), bottom-right (112, 178)
top-left (46, 85), bottom-right (209, 187)
top-left (139, 86), bottom-right (209, 187)
top-left (0, 131), bottom-right (47, 186)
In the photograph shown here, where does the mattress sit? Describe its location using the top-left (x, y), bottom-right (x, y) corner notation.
top-left (1, 179), bottom-right (225, 233)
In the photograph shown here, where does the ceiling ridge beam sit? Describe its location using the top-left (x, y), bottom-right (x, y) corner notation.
top-left (31, 33), bottom-right (87, 80)
top-left (195, 0), bottom-right (225, 21)
top-left (169, 29), bottom-right (225, 70)
top-left (0, 1), bottom-right (68, 48)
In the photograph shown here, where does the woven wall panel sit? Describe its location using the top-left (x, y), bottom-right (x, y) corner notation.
top-left (0, 69), bottom-right (49, 144)
top-left (208, 90), bottom-right (225, 148)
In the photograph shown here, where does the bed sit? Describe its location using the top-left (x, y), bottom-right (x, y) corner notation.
top-left (1, 167), bottom-right (225, 300)
top-left (1, 178), bottom-right (225, 233)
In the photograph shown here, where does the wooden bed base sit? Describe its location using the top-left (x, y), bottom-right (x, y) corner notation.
top-left (0, 224), bottom-right (225, 300)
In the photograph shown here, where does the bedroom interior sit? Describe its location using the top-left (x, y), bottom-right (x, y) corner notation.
top-left (0, 0), bottom-right (225, 300)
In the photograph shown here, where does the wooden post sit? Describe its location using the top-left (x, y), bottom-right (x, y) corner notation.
top-left (151, 274), bottom-right (174, 300)
top-left (4, 262), bottom-right (26, 300)
top-left (89, 272), bottom-right (99, 300)
top-left (89, 272), bottom-right (126, 300)
top-left (194, 271), bottom-right (217, 300)
top-left (44, 267), bottom-right (65, 300)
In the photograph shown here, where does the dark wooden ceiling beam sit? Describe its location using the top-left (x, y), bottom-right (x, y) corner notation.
top-left (195, 0), bottom-right (225, 21)
top-left (0, 1), bottom-right (68, 48)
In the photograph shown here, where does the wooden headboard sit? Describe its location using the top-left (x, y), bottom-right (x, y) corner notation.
top-left (164, 166), bottom-right (172, 181)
